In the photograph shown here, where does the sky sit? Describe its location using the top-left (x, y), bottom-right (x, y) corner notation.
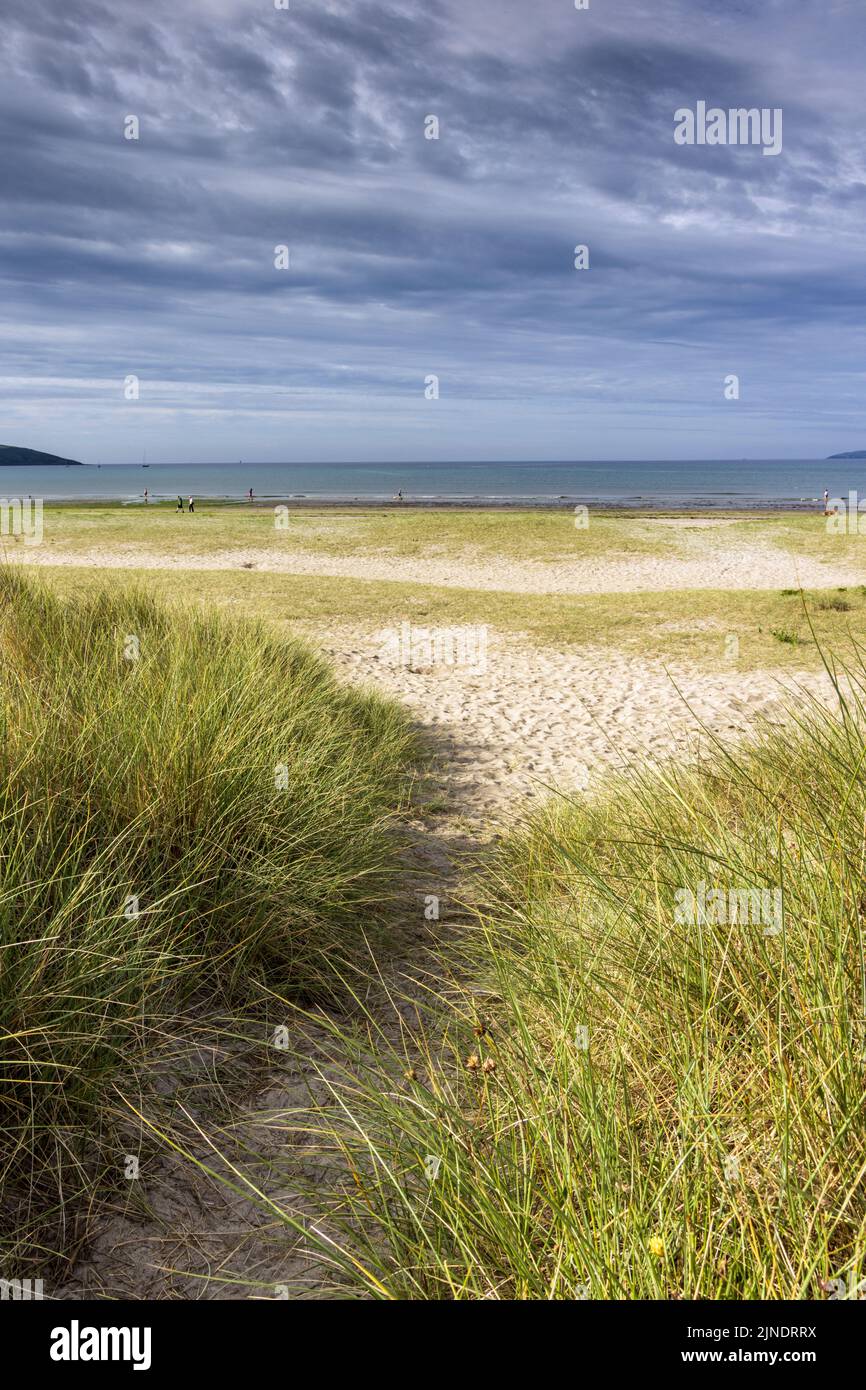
top-left (1, 0), bottom-right (865, 464)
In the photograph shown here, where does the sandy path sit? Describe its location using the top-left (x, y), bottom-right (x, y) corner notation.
top-left (9, 539), bottom-right (865, 594)
top-left (56, 811), bottom-right (473, 1301)
top-left (56, 625), bottom-right (835, 1299)
top-left (316, 627), bottom-right (832, 816)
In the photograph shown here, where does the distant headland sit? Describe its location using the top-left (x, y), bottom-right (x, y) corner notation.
top-left (0, 445), bottom-right (83, 466)
top-left (827, 449), bottom-right (866, 460)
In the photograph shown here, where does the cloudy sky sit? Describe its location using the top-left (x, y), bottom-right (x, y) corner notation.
top-left (1, 0), bottom-right (865, 463)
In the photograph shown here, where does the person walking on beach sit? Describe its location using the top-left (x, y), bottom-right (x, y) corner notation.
top-left (188, 496), bottom-right (195, 513)
top-left (176, 495), bottom-right (184, 512)
top-left (823, 489), bottom-right (829, 515)
top-left (143, 488), bottom-right (148, 504)
top-left (248, 487), bottom-right (254, 503)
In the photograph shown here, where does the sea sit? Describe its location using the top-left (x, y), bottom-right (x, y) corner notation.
top-left (0, 459), bottom-right (859, 506)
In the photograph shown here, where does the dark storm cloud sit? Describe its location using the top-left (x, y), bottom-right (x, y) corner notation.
top-left (1, 0), bottom-right (865, 460)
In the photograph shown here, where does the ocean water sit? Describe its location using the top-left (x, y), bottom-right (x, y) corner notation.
top-left (0, 459), bottom-right (858, 505)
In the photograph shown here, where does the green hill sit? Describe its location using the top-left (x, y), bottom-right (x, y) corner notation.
top-left (0, 445), bottom-right (83, 465)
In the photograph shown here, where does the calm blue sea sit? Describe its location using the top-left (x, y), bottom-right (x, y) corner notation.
top-left (0, 459), bottom-right (858, 505)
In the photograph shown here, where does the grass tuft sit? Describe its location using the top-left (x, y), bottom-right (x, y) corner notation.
top-left (0, 567), bottom-right (417, 1271)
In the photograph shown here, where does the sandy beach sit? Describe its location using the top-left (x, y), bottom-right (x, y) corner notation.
top-left (318, 626), bottom-right (833, 817)
top-left (11, 506), bottom-right (853, 821)
top-left (11, 525), bottom-right (865, 595)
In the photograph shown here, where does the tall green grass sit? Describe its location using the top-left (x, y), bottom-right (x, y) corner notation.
top-left (0, 567), bottom-right (417, 1270)
top-left (298, 664), bottom-right (866, 1299)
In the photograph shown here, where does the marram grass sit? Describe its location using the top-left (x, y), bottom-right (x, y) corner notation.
top-left (287, 658), bottom-right (866, 1299)
top-left (0, 566), bottom-right (417, 1270)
